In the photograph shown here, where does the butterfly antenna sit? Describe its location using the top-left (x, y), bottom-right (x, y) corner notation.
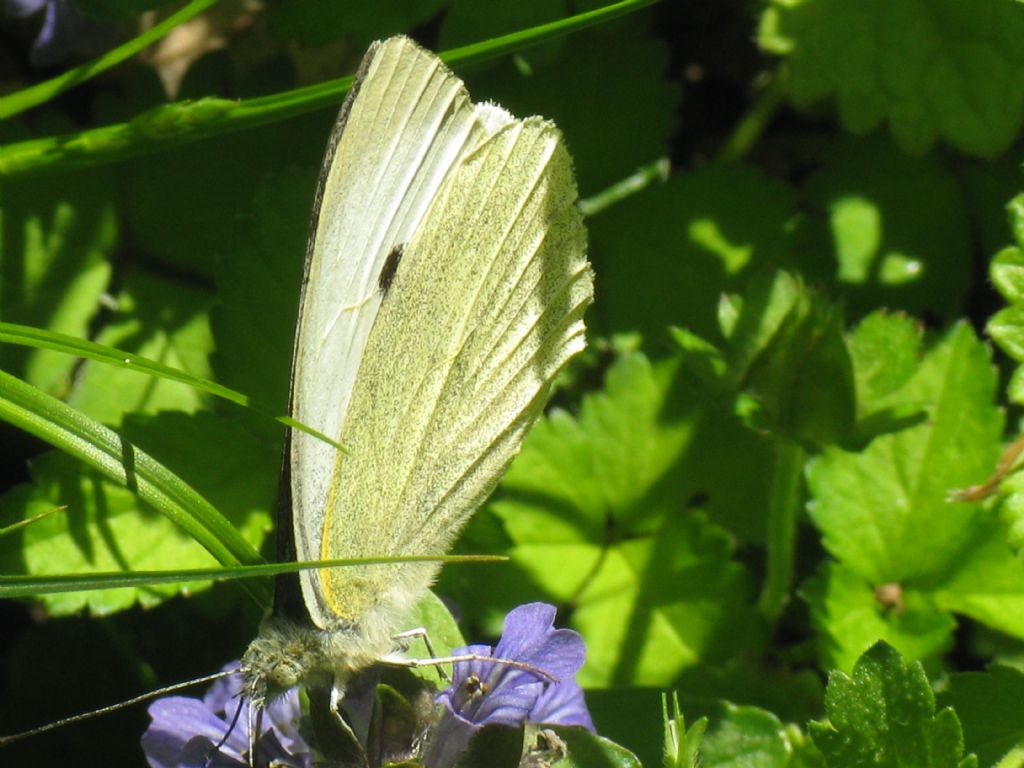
top-left (386, 629), bottom-right (559, 682)
top-left (201, 689), bottom-right (248, 766)
top-left (384, 651), bottom-right (559, 683)
top-left (0, 668), bottom-right (238, 747)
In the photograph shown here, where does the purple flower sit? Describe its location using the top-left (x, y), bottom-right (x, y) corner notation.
top-left (425, 603), bottom-right (593, 768)
top-left (4, 0), bottom-right (110, 67)
top-left (141, 664), bottom-right (312, 768)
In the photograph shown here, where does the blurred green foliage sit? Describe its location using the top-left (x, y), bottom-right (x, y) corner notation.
top-left (5, 0), bottom-right (1024, 765)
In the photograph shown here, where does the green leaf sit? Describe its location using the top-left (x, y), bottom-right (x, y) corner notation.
top-left (0, 167), bottom-right (116, 395)
top-left (0, 455), bottom-right (223, 616)
top-left (0, 322), bottom-right (221, 405)
top-left (112, 112), bottom-right (325, 281)
top-left (723, 271), bottom-right (856, 448)
top-left (802, 562), bottom-right (955, 673)
top-left (547, 725), bottom-right (644, 768)
top-left (668, 328), bottom-right (729, 390)
top-left (800, 135), bottom-right (972, 322)
top-left (0, 320), bottom-right (342, 453)
top-left (808, 248), bottom-right (1024, 649)
top-left (485, 353), bottom-right (759, 687)
top-left (701, 703), bottom-right (820, 768)
top-left (408, 588), bottom-right (466, 653)
top-left (209, 167), bottom-right (314, 411)
top-left (988, 194), bottom-right (1024, 405)
top-left (992, 244), bottom-right (1024, 309)
top-left (1000, 340), bottom-right (1024, 405)
top-left (0, 411), bottom-right (274, 614)
top-left (454, 14), bottom-right (678, 195)
top-left (847, 312), bottom-right (922, 415)
top-left (0, 372), bottom-right (266, 602)
top-left (929, 514), bottom-right (1024, 641)
top-left (585, 687), bottom-right (674, 768)
top-left (398, 590), bottom-right (467, 687)
top-left (941, 665), bottom-right (1024, 767)
top-left (589, 163), bottom-right (800, 345)
top-left (806, 323), bottom-right (1003, 583)
top-left (555, 498), bottom-right (755, 689)
top-left (810, 642), bottom-right (975, 767)
top-left (759, 0), bottom-right (1024, 157)
top-left (64, 268), bottom-right (215, 424)
top-left (450, 723), bottom-right (643, 768)
top-left (846, 311), bottom-right (929, 445)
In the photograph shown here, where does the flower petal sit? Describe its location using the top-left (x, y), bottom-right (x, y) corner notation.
top-left (142, 662), bottom-right (311, 768)
top-left (529, 679), bottom-right (595, 731)
top-left (424, 700), bottom-right (480, 768)
top-left (142, 697), bottom-right (241, 768)
top-left (202, 666), bottom-right (244, 715)
top-left (492, 603), bottom-right (586, 680)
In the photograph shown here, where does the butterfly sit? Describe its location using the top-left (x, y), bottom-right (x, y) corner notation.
top-left (240, 35), bottom-right (592, 722)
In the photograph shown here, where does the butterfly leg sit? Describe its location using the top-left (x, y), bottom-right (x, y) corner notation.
top-left (389, 627), bottom-right (450, 681)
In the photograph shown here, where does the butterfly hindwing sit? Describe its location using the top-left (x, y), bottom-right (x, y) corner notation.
top-left (319, 116), bottom-right (592, 624)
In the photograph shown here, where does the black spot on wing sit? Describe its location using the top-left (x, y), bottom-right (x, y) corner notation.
top-left (379, 244), bottom-right (404, 295)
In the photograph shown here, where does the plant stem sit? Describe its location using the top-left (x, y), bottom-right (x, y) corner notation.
top-left (758, 437), bottom-right (804, 621)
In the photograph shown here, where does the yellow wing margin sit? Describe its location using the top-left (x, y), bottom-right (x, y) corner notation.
top-left (321, 118), bottom-right (592, 623)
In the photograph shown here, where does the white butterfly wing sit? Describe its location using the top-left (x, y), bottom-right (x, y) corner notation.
top-left (318, 117), bottom-right (591, 633)
top-left (291, 36), bottom-right (591, 638)
top-left (290, 37), bottom-right (511, 627)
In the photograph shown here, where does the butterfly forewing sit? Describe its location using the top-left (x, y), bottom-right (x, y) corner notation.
top-left (318, 116), bottom-right (592, 625)
top-left (291, 37), bottom-right (515, 627)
